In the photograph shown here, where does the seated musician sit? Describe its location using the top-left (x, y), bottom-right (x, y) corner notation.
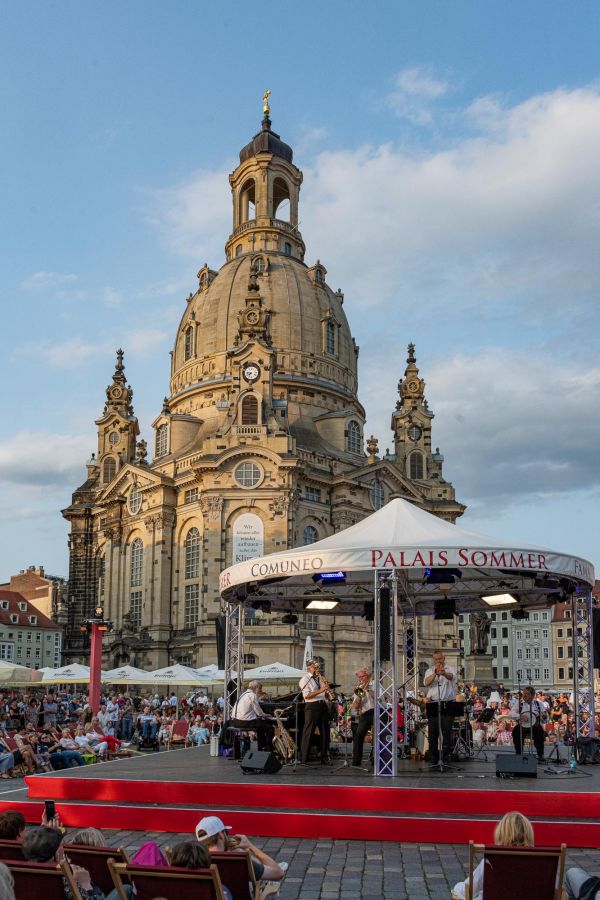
top-left (231, 680), bottom-right (275, 751)
top-left (509, 686), bottom-right (547, 761)
top-left (423, 650), bottom-right (456, 764)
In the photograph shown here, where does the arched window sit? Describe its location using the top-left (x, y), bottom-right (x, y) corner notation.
top-left (303, 525), bottom-right (318, 545)
top-left (325, 321), bottom-right (336, 355)
top-left (235, 245), bottom-right (243, 257)
top-left (316, 268), bottom-right (324, 284)
top-left (272, 177), bottom-right (290, 221)
top-left (239, 178), bottom-right (256, 223)
top-left (371, 479), bottom-right (385, 510)
top-left (184, 527), bottom-right (200, 580)
top-left (253, 256), bottom-right (265, 273)
top-left (284, 242), bottom-right (292, 257)
top-left (410, 451), bottom-right (424, 480)
top-left (155, 424), bottom-right (168, 458)
top-left (97, 554), bottom-right (105, 598)
top-left (130, 538), bottom-right (143, 587)
top-left (184, 325), bottom-right (194, 361)
top-left (102, 457), bottom-right (116, 484)
top-left (346, 420), bottom-right (361, 454)
top-left (241, 395), bottom-right (259, 425)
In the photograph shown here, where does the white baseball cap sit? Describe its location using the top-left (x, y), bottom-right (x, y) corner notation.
top-left (195, 815), bottom-right (232, 840)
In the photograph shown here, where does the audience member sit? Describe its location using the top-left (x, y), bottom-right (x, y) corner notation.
top-left (0, 862), bottom-right (15, 900)
top-left (170, 840), bottom-right (233, 900)
top-left (451, 812), bottom-right (534, 900)
top-left (195, 815), bottom-right (287, 885)
top-left (0, 811), bottom-right (25, 840)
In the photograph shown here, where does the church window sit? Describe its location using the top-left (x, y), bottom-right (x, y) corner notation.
top-left (130, 538), bottom-right (143, 588)
top-left (155, 424), bottom-right (168, 458)
top-left (272, 177), bottom-right (290, 221)
top-left (371, 479), bottom-right (385, 510)
top-left (316, 268), bottom-right (324, 284)
top-left (303, 525), bottom-right (318, 545)
top-left (130, 591), bottom-right (142, 630)
top-left (102, 457), bottom-right (116, 484)
top-left (184, 527), bottom-right (201, 580)
top-left (284, 242), bottom-right (292, 257)
top-left (184, 584), bottom-right (199, 629)
top-left (304, 486), bottom-right (321, 502)
top-left (325, 321), bottom-right (336, 355)
top-left (98, 555), bottom-right (105, 597)
top-left (184, 325), bottom-right (194, 361)
top-left (234, 462), bottom-right (262, 488)
top-left (346, 420), bottom-right (361, 454)
top-left (128, 486), bottom-right (142, 515)
top-left (235, 245), bottom-right (243, 257)
top-left (409, 451), bottom-right (424, 480)
top-left (241, 395), bottom-right (259, 425)
top-left (253, 256), bottom-right (265, 273)
top-left (184, 488), bottom-right (198, 504)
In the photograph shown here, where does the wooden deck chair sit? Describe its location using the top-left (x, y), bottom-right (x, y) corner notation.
top-left (210, 849), bottom-right (260, 900)
top-left (466, 842), bottom-right (566, 900)
top-left (108, 859), bottom-right (226, 900)
top-left (0, 838), bottom-right (24, 860)
top-left (2, 736), bottom-right (28, 776)
top-left (63, 843), bottom-right (129, 894)
top-left (167, 718), bottom-right (190, 749)
top-left (6, 858), bottom-right (83, 900)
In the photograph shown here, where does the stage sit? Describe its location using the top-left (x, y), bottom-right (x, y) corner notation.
top-left (0, 745), bottom-right (597, 847)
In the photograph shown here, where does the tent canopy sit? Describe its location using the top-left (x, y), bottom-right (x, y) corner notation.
top-left (102, 665), bottom-right (150, 684)
top-left (243, 662), bottom-right (305, 682)
top-left (139, 664), bottom-right (215, 686)
top-left (0, 660), bottom-right (43, 685)
top-left (41, 664), bottom-right (91, 684)
top-left (219, 498), bottom-right (595, 616)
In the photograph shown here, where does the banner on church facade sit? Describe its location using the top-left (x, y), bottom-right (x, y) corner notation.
top-left (232, 513), bottom-right (264, 563)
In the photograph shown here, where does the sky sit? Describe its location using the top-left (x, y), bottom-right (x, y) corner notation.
top-left (1, 1), bottom-right (599, 580)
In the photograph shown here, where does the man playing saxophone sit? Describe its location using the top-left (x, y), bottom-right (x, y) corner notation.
top-left (351, 668), bottom-right (374, 768)
top-left (299, 659), bottom-right (332, 765)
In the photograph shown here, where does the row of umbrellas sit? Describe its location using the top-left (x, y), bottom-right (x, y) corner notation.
top-left (0, 660), bottom-right (307, 687)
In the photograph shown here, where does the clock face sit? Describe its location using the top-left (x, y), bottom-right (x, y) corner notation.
top-left (408, 425), bottom-right (422, 442)
top-left (246, 310), bottom-right (259, 325)
top-left (242, 363), bottom-right (260, 383)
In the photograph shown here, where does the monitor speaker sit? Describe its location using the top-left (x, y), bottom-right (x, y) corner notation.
top-left (240, 750), bottom-right (282, 775)
top-left (495, 754), bottom-right (538, 778)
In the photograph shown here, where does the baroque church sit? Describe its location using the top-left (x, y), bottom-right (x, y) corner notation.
top-left (62, 101), bottom-right (465, 690)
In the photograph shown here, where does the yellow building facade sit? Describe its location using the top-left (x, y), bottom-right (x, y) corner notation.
top-left (62, 108), bottom-right (465, 689)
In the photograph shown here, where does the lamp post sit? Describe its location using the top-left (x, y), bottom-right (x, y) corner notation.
top-left (80, 606), bottom-right (113, 714)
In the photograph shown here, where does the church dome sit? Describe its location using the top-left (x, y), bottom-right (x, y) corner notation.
top-left (239, 117), bottom-right (293, 165)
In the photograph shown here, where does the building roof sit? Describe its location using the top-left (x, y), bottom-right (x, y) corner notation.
top-left (0, 590), bottom-right (59, 630)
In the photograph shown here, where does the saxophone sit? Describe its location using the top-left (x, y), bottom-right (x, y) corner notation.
top-left (271, 707), bottom-right (296, 762)
top-left (313, 662), bottom-right (335, 701)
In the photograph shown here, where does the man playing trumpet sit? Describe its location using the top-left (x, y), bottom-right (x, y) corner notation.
top-left (351, 668), bottom-right (375, 768)
top-left (423, 650), bottom-right (456, 765)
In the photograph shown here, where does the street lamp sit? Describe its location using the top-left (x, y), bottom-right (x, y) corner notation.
top-left (80, 606), bottom-right (113, 714)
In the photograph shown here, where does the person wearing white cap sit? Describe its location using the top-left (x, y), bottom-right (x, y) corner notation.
top-left (195, 815), bottom-right (287, 886)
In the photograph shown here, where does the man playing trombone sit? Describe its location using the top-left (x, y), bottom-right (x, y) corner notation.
top-left (351, 667), bottom-right (374, 768)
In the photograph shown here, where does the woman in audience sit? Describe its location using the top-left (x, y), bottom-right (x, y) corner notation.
top-left (0, 744), bottom-right (14, 779)
top-left (0, 862), bottom-right (15, 900)
top-left (170, 840), bottom-right (233, 900)
top-left (64, 828), bottom-right (106, 847)
top-left (451, 811), bottom-right (534, 900)
top-left (0, 812), bottom-right (25, 840)
top-left (84, 723), bottom-right (109, 760)
top-left (157, 706), bottom-right (175, 745)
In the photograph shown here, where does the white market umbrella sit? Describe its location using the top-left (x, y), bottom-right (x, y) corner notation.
top-left (0, 660), bottom-right (43, 685)
top-left (41, 664), bottom-right (91, 684)
top-left (243, 661), bottom-right (305, 683)
top-left (303, 636), bottom-right (314, 667)
top-left (140, 664), bottom-right (216, 686)
top-left (102, 665), bottom-right (150, 684)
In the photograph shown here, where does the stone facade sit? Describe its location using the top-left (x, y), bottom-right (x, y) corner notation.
top-left (62, 111), bottom-right (465, 689)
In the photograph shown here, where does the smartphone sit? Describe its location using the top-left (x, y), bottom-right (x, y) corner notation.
top-left (44, 800), bottom-right (56, 821)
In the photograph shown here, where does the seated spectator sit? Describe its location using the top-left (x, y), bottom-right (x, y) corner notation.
top-left (452, 811), bottom-right (534, 900)
top-left (157, 708), bottom-right (175, 744)
top-left (496, 722), bottom-right (514, 746)
top-left (190, 719), bottom-right (211, 746)
top-left (195, 815), bottom-right (286, 886)
top-left (0, 811), bottom-right (25, 840)
top-left (170, 840), bottom-right (232, 900)
top-left (64, 828), bottom-right (106, 847)
top-left (564, 867), bottom-right (600, 898)
top-left (58, 729), bottom-right (86, 767)
top-left (73, 726), bottom-right (96, 756)
top-left (0, 744), bottom-right (14, 779)
top-left (137, 705), bottom-right (159, 743)
top-left (83, 724), bottom-right (108, 760)
top-left (0, 862), bottom-right (15, 900)
top-left (13, 728), bottom-right (40, 774)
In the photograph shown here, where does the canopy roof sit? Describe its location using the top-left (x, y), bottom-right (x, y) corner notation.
top-left (102, 665), bottom-right (150, 684)
top-left (41, 664), bottom-right (91, 684)
top-left (137, 664), bottom-right (214, 686)
top-left (243, 662), bottom-right (305, 682)
top-left (0, 660), bottom-right (43, 685)
top-left (220, 499), bottom-right (594, 616)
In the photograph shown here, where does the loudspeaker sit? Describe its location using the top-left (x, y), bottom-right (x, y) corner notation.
top-left (379, 586), bottom-right (391, 661)
top-left (240, 750), bottom-right (282, 775)
top-left (496, 754), bottom-right (538, 778)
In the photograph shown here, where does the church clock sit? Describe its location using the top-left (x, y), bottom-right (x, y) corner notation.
top-left (242, 362), bottom-right (261, 384)
top-left (408, 424), bottom-right (422, 442)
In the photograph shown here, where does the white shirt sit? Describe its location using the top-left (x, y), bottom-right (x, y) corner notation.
top-left (300, 672), bottom-right (325, 704)
top-left (509, 698), bottom-right (544, 725)
top-left (452, 859), bottom-right (484, 900)
top-left (356, 682), bottom-right (375, 714)
top-left (232, 690), bottom-right (267, 721)
top-left (424, 666), bottom-right (456, 702)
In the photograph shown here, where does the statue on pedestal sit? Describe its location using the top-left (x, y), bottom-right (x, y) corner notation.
top-left (469, 611), bottom-right (491, 654)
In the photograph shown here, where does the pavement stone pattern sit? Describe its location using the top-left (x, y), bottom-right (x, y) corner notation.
top-left (94, 830), bottom-right (600, 899)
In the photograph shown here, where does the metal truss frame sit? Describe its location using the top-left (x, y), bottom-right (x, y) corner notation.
top-left (373, 570), bottom-right (398, 776)
top-left (572, 590), bottom-right (596, 741)
top-left (224, 600), bottom-right (244, 721)
top-left (397, 571), bottom-right (418, 754)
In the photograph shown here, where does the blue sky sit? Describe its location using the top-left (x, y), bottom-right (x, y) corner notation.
top-left (1, 1), bottom-right (599, 579)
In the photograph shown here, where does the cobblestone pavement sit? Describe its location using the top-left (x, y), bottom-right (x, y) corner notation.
top-left (96, 829), bottom-right (600, 899)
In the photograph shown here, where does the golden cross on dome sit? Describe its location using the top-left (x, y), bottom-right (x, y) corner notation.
top-left (263, 89), bottom-right (271, 117)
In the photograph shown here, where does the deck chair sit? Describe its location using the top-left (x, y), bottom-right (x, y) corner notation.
top-left (108, 859), bottom-right (225, 900)
top-left (6, 858), bottom-right (83, 900)
top-left (63, 843), bottom-right (129, 894)
top-left (2, 736), bottom-right (28, 776)
top-left (466, 842), bottom-right (567, 900)
top-left (210, 850), bottom-right (260, 900)
top-left (0, 838), bottom-right (24, 860)
top-left (167, 719), bottom-right (190, 749)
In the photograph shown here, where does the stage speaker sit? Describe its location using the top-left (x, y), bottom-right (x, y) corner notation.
top-left (495, 754), bottom-right (537, 778)
top-left (379, 586), bottom-right (391, 661)
top-left (240, 750), bottom-right (282, 775)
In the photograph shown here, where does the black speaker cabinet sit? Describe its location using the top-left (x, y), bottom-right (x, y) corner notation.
top-left (240, 750), bottom-right (282, 775)
top-left (496, 753), bottom-right (538, 778)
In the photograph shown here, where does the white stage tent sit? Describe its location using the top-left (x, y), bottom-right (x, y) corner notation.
top-left (41, 664), bottom-right (91, 684)
top-left (220, 498), bottom-right (595, 776)
top-left (243, 662), bottom-right (305, 682)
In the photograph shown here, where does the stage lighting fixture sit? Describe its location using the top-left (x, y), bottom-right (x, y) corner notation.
top-left (303, 599), bottom-right (338, 611)
top-left (282, 613), bottom-right (299, 625)
top-left (425, 568), bottom-right (462, 591)
top-left (362, 600), bottom-right (374, 621)
top-left (433, 597), bottom-right (456, 620)
top-left (481, 593), bottom-right (518, 606)
top-left (312, 571), bottom-right (346, 584)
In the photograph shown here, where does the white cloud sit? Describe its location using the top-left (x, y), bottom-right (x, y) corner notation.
top-left (0, 432), bottom-right (92, 487)
top-left (124, 327), bottom-right (169, 356)
top-left (384, 66), bottom-right (450, 124)
top-left (20, 271), bottom-right (79, 291)
top-left (101, 286), bottom-right (123, 308)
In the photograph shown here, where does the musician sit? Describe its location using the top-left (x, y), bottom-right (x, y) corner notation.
top-left (231, 681), bottom-right (274, 751)
top-left (299, 659), bottom-right (331, 765)
top-left (423, 650), bottom-right (456, 764)
top-left (351, 668), bottom-right (374, 768)
top-left (509, 686), bottom-right (546, 761)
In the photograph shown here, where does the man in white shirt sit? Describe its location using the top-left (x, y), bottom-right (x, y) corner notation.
top-left (351, 667), bottom-right (374, 768)
top-left (299, 660), bottom-right (332, 765)
top-left (509, 686), bottom-right (546, 760)
top-left (423, 650), bottom-right (456, 764)
top-left (231, 681), bottom-right (274, 751)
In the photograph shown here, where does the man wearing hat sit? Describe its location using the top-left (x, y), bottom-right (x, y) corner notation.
top-left (195, 815), bottom-right (287, 884)
top-left (351, 667), bottom-right (374, 768)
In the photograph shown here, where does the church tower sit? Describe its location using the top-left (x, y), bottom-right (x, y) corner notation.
top-left (95, 349), bottom-right (139, 485)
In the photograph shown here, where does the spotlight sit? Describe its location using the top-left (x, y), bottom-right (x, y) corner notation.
top-left (282, 613), bottom-right (299, 625)
top-left (312, 571), bottom-right (346, 584)
top-left (433, 597), bottom-right (456, 620)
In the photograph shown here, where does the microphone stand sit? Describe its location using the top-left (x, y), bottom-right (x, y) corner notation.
top-left (291, 687), bottom-right (304, 771)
